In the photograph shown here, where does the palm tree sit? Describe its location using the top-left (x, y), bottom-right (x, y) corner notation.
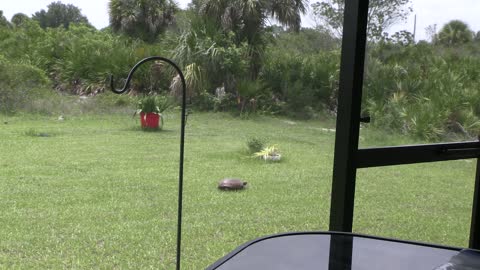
top-left (437, 20), bottom-right (473, 46)
top-left (199, 0), bottom-right (307, 79)
top-left (109, 0), bottom-right (178, 42)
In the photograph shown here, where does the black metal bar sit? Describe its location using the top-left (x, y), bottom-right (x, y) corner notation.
top-left (470, 158), bottom-right (480, 249)
top-left (329, 0), bottom-right (370, 232)
top-left (357, 141), bottom-right (480, 168)
top-left (328, 234), bottom-right (352, 270)
top-left (176, 67), bottom-right (187, 270)
top-left (110, 57), bottom-right (187, 270)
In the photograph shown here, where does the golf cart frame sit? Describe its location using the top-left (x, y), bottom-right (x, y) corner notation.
top-left (329, 0), bottom-right (480, 249)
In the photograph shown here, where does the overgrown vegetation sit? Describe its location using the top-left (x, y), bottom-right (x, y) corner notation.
top-left (1, 1), bottom-right (480, 141)
top-left (0, 57), bottom-right (51, 114)
top-left (364, 42), bottom-right (480, 140)
top-left (246, 136), bottom-right (266, 153)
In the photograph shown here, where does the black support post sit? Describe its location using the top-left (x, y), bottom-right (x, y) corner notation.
top-left (470, 158), bottom-right (480, 249)
top-left (329, 0), bottom-right (370, 232)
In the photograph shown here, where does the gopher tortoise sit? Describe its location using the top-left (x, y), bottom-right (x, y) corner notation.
top-left (218, 178), bottom-right (248, 191)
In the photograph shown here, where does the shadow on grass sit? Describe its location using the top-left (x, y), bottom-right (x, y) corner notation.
top-left (123, 126), bottom-right (176, 133)
top-left (23, 128), bottom-right (59, 137)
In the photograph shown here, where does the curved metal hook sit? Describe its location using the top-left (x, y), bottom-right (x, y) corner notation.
top-left (109, 56), bottom-right (187, 270)
top-left (110, 56), bottom-right (186, 95)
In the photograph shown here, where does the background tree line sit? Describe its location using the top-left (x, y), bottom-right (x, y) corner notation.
top-left (0, 0), bottom-right (479, 141)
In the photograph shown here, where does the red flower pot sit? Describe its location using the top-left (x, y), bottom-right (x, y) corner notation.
top-left (140, 112), bottom-right (161, 129)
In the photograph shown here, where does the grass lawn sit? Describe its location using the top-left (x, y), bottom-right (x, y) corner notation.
top-left (0, 112), bottom-right (477, 269)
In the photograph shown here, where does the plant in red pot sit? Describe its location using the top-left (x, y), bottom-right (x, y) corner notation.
top-left (137, 95), bottom-right (173, 130)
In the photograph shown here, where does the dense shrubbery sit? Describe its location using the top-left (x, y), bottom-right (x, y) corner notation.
top-left (261, 48), bottom-right (340, 118)
top-left (363, 43), bottom-right (480, 140)
top-left (0, 7), bottom-right (479, 141)
top-left (259, 36), bottom-right (480, 139)
top-left (0, 20), bottom-right (171, 95)
top-left (0, 57), bottom-right (51, 114)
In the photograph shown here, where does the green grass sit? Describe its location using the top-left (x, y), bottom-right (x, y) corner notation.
top-left (0, 112), bottom-right (477, 269)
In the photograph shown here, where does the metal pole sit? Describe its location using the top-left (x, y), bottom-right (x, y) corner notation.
top-left (329, 0), bottom-right (370, 232)
top-left (110, 57), bottom-right (187, 269)
top-left (328, 235), bottom-right (353, 270)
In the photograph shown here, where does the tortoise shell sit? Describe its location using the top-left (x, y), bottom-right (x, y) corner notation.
top-left (218, 178), bottom-right (248, 191)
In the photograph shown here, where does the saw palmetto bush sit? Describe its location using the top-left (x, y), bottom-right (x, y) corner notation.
top-left (1, 19), bottom-right (171, 96)
top-left (261, 48), bottom-right (340, 117)
top-left (0, 58), bottom-right (51, 114)
top-left (52, 24), bottom-right (171, 95)
top-left (170, 22), bottom-right (249, 98)
top-left (364, 44), bottom-right (480, 140)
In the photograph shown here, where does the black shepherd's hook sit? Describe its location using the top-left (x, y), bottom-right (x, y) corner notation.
top-left (110, 56), bottom-right (186, 270)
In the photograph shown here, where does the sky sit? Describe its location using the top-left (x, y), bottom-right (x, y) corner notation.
top-left (2, 0), bottom-right (480, 41)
